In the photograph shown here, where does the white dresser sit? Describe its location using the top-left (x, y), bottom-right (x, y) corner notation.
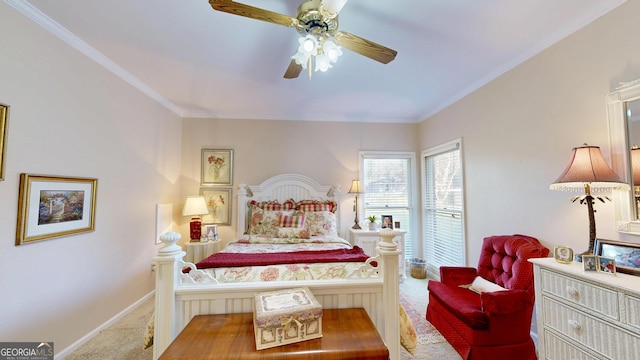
top-left (347, 228), bottom-right (406, 281)
top-left (530, 257), bottom-right (640, 359)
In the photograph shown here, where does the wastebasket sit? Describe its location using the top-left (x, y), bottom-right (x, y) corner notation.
top-left (409, 258), bottom-right (426, 279)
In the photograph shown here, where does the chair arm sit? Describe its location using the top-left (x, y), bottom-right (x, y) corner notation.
top-left (480, 289), bottom-right (532, 315)
top-left (440, 266), bottom-right (478, 286)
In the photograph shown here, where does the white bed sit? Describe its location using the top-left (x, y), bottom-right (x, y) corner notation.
top-left (152, 173), bottom-right (401, 359)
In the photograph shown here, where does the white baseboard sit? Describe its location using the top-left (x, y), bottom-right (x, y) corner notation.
top-left (56, 291), bottom-right (154, 359)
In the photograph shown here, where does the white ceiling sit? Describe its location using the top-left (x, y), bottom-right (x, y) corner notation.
top-left (8, 0), bottom-right (626, 123)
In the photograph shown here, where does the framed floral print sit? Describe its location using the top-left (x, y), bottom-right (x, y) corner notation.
top-left (16, 174), bottom-right (98, 245)
top-left (201, 149), bottom-right (233, 186)
top-left (0, 103), bottom-right (9, 181)
top-left (200, 187), bottom-right (232, 226)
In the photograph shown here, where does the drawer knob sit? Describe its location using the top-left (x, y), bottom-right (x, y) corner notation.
top-left (566, 286), bottom-right (579, 298)
top-left (567, 319), bottom-right (581, 331)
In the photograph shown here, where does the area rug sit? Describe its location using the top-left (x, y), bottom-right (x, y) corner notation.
top-left (399, 293), bottom-right (461, 359)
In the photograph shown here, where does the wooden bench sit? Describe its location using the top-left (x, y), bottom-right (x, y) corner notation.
top-left (159, 308), bottom-right (389, 360)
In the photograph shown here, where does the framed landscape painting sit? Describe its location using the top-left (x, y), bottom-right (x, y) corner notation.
top-left (16, 174), bottom-right (98, 245)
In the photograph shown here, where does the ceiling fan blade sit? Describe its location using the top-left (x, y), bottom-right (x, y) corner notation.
top-left (334, 31), bottom-right (397, 64)
top-left (321, 0), bottom-right (348, 15)
top-left (284, 60), bottom-right (303, 79)
top-left (209, 0), bottom-right (298, 28)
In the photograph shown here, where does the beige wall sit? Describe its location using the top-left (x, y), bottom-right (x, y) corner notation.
top-left (418, 0), bottom-right (640, 264)
top-left (0, 3), bottom-right (182, 354)
top-left (180, 118), bottom-right (418, 241)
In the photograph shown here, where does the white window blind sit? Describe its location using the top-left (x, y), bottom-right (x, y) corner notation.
top-left (360, 152), bottom-right (415, 259)
top-left (422, 139), bottom-right (465, 279)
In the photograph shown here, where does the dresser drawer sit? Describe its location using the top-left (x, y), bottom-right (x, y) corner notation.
top-left (543, 297), bottom-right (640, 359)
top-left (625, 294), bottom-right (640, 331)
top-left (542, 330), bottom-right (598, 360)
top-left (540, 268), bottom-right (619, 320)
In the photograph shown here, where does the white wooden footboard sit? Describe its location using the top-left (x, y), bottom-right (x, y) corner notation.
top-left (152, 230), bottom-right (400, 360)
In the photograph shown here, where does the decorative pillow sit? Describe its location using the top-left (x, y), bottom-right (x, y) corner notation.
top-left (303, 210), bottom-right (338, 236)
top-left (143, 314), bottom-right (154, 349)
top-left (276, 227), bottom-right (310, 239)
top-left (248, 198), bottom-right (295, 211)
top-left (399, 304), bottom-right (417, 354)
top-left (249, 209), bottom-right (292, 237)
top-left (461, 276), bottom-right (508, 294)
top-left (278, 214), bottom-right (305, 228)
top-left (296, 200), bottom-right (338, 213)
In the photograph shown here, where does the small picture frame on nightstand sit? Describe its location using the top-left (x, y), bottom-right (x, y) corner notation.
top-left (553, 246), bottom-right (573, 264)
top-left (204, 224), bottom-right (218, 242)
top-left (381, 215), bottom-right (393, 229)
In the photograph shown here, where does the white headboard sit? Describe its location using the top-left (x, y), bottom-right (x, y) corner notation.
top-left (236, 173), bottom-right (342, 235)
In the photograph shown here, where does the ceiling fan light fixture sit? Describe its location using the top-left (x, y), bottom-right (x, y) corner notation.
top-left (315, 53), bottom-right (331, 72)
top-left (323, 39), bottom-right (342, 62)
top-left (292, 34), bottom-right (318, 69)
top-left (302, 36), bottom-right (317, 52)
top-left (291, 35), bottom-right (341, 74)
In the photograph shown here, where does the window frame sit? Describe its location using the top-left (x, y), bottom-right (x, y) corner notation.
top-left (359, 150), bottom-right (418, 258)
top-left (421, 139), bottom-right (466, 279)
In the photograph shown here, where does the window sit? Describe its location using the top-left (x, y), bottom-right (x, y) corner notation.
top-left (422, 139), bottom-right (465, 279)
top-left (360, 151), bottom-right (416, 259)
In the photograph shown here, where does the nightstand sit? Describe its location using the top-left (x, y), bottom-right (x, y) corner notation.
top-left (183, 240), bottom-right (223, 263)
top-left (347, 228), bottom-right (406, 281)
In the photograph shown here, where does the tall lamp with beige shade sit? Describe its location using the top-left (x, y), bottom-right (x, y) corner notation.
top-left (550, 144), bottom-right (629, 261)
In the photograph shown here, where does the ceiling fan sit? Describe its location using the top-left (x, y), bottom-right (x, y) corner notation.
top-left (208, 0), bottom-right (398, 78)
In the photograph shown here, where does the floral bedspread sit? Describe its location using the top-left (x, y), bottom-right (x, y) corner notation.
top-left (199, 235), bottom-right (373, 283)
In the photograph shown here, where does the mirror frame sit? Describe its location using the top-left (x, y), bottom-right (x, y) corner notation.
top-left (608, 78), bottom-right (640, 234)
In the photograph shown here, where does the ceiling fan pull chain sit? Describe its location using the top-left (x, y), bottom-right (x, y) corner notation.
top-left (308, 57), bottom-right (313, 79)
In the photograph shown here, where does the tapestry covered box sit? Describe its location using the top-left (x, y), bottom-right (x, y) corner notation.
top-left (253, 287), bottom-right (323, 350)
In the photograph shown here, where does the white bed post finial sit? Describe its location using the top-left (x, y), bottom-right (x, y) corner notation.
top-left (378, 229), bottom-right (401, 360)
top-left (152, 232), bottom-right (185, 360)
top-left (237, 184), bottom-right (249, 235)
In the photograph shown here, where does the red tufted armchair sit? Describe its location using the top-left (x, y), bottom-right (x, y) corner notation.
top-left (426, 234), bottom-right (549, 360)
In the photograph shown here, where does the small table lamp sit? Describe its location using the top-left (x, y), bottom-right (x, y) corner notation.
top-left (182, 196), bottom-right (210, 242)
top-left (348, 179), bottom-right (363, 229)
top-left (550, 144), bottom-right (629, 260)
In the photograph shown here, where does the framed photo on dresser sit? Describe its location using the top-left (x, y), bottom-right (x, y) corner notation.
top-left (594, 238), bottom-right (640, 275)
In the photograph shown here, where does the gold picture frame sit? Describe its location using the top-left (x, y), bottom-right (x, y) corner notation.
top-left (0, 103), bottom-right (9, 181)
top-left (201, 149), bottom-right (233, 186)
top-left (16, 174), bottom-right (98, 245)
top-left (200, 187), bottom-right (232, 226)
top-left (553, 245), bottom-right (573, 264)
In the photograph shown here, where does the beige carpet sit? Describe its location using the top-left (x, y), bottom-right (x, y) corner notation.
top-left (399, 276), bottom-right (461, 360)
top-left (63, 275), bottom-right (460, 359)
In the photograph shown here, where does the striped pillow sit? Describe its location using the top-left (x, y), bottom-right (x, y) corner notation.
top-left (296, 200), bottom-right (338, 213)
top-left (279, 214), bottom-right (305, 228)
